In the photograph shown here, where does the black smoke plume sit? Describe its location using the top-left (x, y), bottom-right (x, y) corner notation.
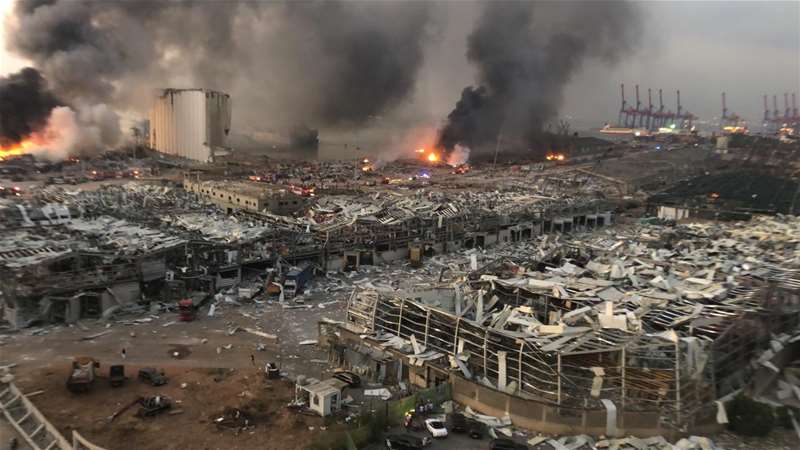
top-left (289, 124), bottom-right (320, 153)
top-left (7, 1), bottom-right (432, 138)
top-left (437, 1), bottom-right (641, 156)
top-left (0, 67), bottom-right (63, 147)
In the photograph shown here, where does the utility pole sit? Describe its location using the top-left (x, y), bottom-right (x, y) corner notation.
top-left (492, 127), bottom-right (503, 171)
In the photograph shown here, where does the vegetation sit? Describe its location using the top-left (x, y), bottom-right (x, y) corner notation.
top-left (726, 395), bottom-right (775, 437)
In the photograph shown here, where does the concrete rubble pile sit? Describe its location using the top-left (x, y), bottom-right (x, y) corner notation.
top-left (163, 212), bottom-right (273, 243)
top-left (2, 164), bottom-right (617, 330)
top-left (34, 183), bottom-right (204, 222)
top-left (524, 434), bottom-right (725, 450)
top-left (344, 215), bottom-right (800, 435)
top-left (65, 216), bottom-right (185, 255)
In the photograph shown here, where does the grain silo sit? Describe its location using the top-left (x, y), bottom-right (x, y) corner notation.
top-left (149, 89), bottom-right (231, 162)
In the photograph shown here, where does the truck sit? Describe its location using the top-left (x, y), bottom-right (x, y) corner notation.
top-left (283, 263), bottom-right (314, 299)
top-left (109, 364), bottom-right (126, 387)
top-left (178, 298), bottom-right (196, 321)
top-left (67, 356), bottom-right (99, 393)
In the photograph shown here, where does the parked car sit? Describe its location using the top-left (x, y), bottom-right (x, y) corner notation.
top-left (490, 438), bottom-right (529, 450)
top-left (424, 418), bottom-right (448, 438)
top-left (467, 419), bottom-right (485, 439)
top-left (450, 412), bottom-right (467, 433)
top-left (109, 364), bottom-right (126, 387)
top-left (332, 370), bottom-right (361, 387)
top-left (136, 395), bottom-right (172, 417)
top-left (385, 434), bottom-right (431, 449)
top-left (138, 367), bottom-right (168, 386)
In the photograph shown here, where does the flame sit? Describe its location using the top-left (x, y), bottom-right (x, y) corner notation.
top-left (427, 152), bottom-right (439, 162)
top-left (546, 153), bottom-right (566, 161)
top-left (0, 139), bottom-right (39, 161)
top-left (415, 148), bottom-right (426, 154)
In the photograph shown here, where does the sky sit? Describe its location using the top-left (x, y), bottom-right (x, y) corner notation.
top-left (1, 0), bottom-right (798, 131)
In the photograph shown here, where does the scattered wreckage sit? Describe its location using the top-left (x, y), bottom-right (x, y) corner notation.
top-left (343, 215), bottom-right (800, 436)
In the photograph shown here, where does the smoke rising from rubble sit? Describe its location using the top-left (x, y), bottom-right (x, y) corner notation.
top-left (0, 67), bottom-right (121, 160)
top-left (436, 1), bottom-right (641, 156)
top-left (6, 0), bottom-right (432, 150)
top-left (289, 124), bottom-right (320, 153)
top-left (46, 103), bottom-right (122, 160)
top-left (446, 145), bottom-right (471, 167)
top-left (0, 67), bottom-right (63, 146)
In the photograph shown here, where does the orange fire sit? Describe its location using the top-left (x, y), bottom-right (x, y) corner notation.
top-left (546, 153), bottom-right (566, 161)
top-left (427, 152), bottom-right (439, 162)
top-left (0, 139), bottom-right (38, 161)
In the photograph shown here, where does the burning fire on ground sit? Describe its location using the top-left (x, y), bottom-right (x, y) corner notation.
top-left (0, 139), bottom-right (40, 161)
top-left (546, 152), bottom-right (566, 161)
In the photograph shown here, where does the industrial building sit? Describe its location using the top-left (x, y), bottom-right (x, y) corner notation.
top-left (184, 178), bottom-right (306, 215)
top-left (338, 215), bottom-right (800, 438)
top-left (149, 88), bottom-right (232, 162)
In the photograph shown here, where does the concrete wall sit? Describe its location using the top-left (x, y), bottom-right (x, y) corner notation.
top-left (658, 206), bottom-right (691, 221)
top-left (450, 375), bottom-right (719, 439)
top-left (102, 281), bottom-right (141, 311)
top-left (184, 180), bottom-right (264, 212)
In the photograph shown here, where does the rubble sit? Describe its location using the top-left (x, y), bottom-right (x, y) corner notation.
top-left (3, 152), bottom-right (798, 447)
top-left (344, 215), bottom-right (800, 434)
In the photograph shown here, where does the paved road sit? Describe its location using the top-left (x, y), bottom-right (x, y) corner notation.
top-left (364, 431), bottom-right (494, 450)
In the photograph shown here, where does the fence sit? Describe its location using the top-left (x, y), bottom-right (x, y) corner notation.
top-left (309, 384), bottom-right (453, 450)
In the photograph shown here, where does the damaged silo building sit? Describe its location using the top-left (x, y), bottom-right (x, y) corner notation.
top-left (149, 88), bottom-right (232, 162)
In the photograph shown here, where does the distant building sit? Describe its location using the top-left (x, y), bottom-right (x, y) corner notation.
top-left (184, 179), bottom-right (307, 216)
top-left (149, 89), bottom-right (231, 162)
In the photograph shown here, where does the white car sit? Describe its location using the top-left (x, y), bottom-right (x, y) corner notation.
top-left (425, 418), bottom-right (448, 438)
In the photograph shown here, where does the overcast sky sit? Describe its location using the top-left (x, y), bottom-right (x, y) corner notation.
top-left (2, 0), bottom-right (798, 130)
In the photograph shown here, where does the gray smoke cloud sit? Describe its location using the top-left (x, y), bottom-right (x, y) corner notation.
top-left (437, 1), bottom-right (641, 156)
top-left (7, 0), bottom-right (433, 144)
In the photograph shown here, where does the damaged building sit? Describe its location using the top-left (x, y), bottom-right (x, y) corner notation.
top-left (149, 88), bottom-right (232, 163)
top-left (184, 178), bottom-right (307, 215)
top-left (337, 216), bottom-right (800, 437)
top-left (1, 169), bottom-right (615, 329)
top-left (0, 215), bottom-right (185, 327)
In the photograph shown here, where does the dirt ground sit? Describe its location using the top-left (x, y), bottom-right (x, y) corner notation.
top-left (16, 366), bottom-right (325, 450)
top-left (0, 293), bottom-right (346, 450)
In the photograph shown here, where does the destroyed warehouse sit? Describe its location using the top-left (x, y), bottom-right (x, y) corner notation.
top-left (339, 216), bottom-right (800, 437)
top-left (1, 175), bottom-right (614, 328)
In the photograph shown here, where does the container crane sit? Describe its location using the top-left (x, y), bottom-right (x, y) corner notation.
top-left (784, 93), bottom-right (791, 120)
top-left (675, 90), bottom-right (695, 129)
top-left (655, 88), bottom-right (666, 129)
top-left (621, 83), bottom-right (639, 128)
top-left (763, 95), bottom-right (771, 124)
top-left (618, 83), bottom-right (628, 127)
top-left (635, 85), bottom-right (644, 128)
top-left (722, 92), bottom-right (728, 122)
top-left (773, 95), bottom-right (780, 125)
top-left (721, 92), bottom-right (745, 133)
